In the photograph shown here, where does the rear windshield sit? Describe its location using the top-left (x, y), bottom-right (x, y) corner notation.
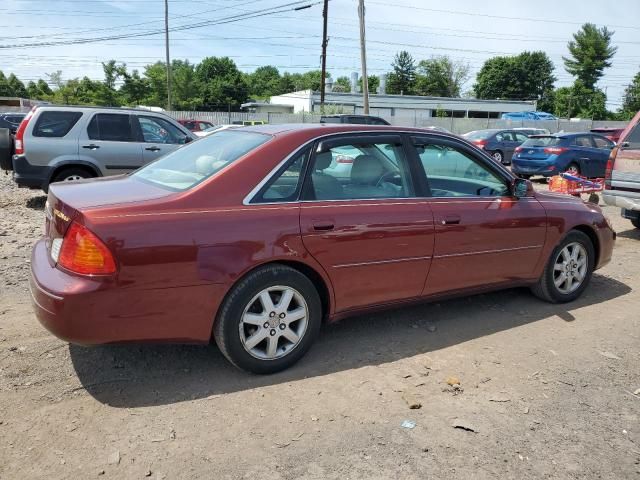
top-left (33, 111), bottom-right (82, 137)
top-left (464, 130), bottom-right (493, 140)
top-left (521, 136), bottom-right (563, 147)
top-left (133, 130), bottom-right (271, 191)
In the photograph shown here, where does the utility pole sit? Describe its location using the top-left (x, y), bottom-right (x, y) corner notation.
top-left (358, 0), bottom-right (369, 114)
top-left (319, 0), bottom-right (329, 110)
top-left (164, 0), bottom-right (172, 111)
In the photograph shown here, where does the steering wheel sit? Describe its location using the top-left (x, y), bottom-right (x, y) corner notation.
top-left (376, 171), bottom-right (400, 187)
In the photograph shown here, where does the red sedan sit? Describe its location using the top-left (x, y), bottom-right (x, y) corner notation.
top-left (31, 124), bottom-right (615, 373)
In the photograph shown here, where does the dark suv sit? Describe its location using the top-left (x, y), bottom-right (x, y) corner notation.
top-left (320, 114), bottom-right (390, 125)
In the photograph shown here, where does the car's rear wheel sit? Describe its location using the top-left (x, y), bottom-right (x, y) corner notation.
top-left (531, 230), bottom-right (595, 303)
top-left (0, 128), bottom-right (12, 171)
top-left (52, 167), bottom-right (95, 183)
top-left (565, 163), bottom-right (580, 176)
top-left (491, 150), bottom-right (504, 164)
top-left (214, 264), bottom-right (322, 374)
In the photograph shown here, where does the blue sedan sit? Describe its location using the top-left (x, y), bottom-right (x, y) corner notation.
top-left (511, 133), bottom-right (615, 179)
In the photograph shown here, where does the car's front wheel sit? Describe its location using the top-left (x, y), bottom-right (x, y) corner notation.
top-left (213, 264), bottom-right (322, 374)
top-left (531, 230), bottom-right (595, 303)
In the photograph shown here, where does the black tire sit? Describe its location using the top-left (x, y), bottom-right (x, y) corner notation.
top-left (531, 230), bottom-right (595, 303)
top-left (565, 163), bottom-right (580, 176)
top-left (0, 128), bottom-right (12, 171)
top-left (213, 264), bottom-right (322, 374)
top-left (51, 167), bottom-right (95, 184)
top-left (491, 150), bottom-right (504, 164)
top-left (631, 217), bottom-right (640, 229)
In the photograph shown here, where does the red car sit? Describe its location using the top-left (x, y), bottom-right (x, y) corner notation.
top-left (30, 125), bottom-right (615, 373)
top-left (177, 119), bottom-right (215, 132)
top-left (590, 128), bottom-right (624, 143)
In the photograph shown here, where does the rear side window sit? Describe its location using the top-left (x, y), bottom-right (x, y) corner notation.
top-left (624, 123), bottom-right (640, 149)
top-left (87, 114), bottom-right (134, 142)
top-left (593, 136), bottom-right (614, 149)
top-left (33, 111), bottom-right (82, 138)
top-left (521, 136), bottom-right (563, 147)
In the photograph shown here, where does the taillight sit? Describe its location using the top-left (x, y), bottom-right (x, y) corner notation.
top-left (473, 139), bottom-right (487, 147)
top-left (57, 222), bottom-right (116, 275)
top-left (544, 147), bottom-right (567, 154)
top-left (14, 107), bottom-right (36, 155)
top-left (604, 146), bottom-right (618, 190)
top-left (335, 155), bottom-right (353, 164)
top-left (514, 146), bottom-right (523, 153)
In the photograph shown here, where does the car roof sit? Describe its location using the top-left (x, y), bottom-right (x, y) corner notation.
top-left (34, 104), bottom-right (169, 115)
top-left (235, 123), bottom-right (457, 139)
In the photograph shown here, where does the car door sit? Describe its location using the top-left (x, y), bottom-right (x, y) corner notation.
top-left (409, 135), bottom-right (547, 295)
top-left (571, 135), bottom-right (599, 177)
top-left (590, 135), bottom-right (615, 177)
top-left (83, 112), bottom-right (143, 175)
top-left (135, 115), bottom-right (190, 165)
top-left (298, 133), bottom-right (436, 313)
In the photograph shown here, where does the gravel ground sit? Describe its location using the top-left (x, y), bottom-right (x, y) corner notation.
top-left (0, 172), bottom-right (639, 479)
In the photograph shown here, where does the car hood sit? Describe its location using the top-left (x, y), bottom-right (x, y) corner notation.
top-left (48, 174), bottom-right (174, 210)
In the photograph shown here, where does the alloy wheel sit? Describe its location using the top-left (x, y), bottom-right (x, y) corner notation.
top-left (239, 286), bottom-right (309, 360)
top-left (553, 242), bottom-right (588, 294)
top-left (565, 165), bottom-right (579, 176)
top-left (63, 175), bottom-right (84, 181)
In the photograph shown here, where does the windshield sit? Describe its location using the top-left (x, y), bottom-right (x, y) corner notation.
top-left (464, 130), bottom-right (494, 140)
top-left (521, 136), bottom-right (563, 147)
top-left (133, 130), bottom-right (271, 191)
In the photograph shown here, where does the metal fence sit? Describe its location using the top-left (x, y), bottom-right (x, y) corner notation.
top-left (166, 110), bottom-right (629, 135)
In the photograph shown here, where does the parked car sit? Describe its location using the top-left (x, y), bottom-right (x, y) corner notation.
top-left (512, 132), bottom-right (615, 179)
top-left (590, 127), bottom-right (624, 143)
top-left (0, 112), bottom-right (26, 134)
top-left (193, 124), bottom-right (241, 137)
top-left (463, 129), bottom-right (529, 164)
top-left (320, 114), bottom-right (390, 125)
top-left (10, 105), bottom-right (195, 191)
top-left (603, 110), bottom-right (640, 228)
top-left (31, 124), bottom-right (614, 373)
top-left (501, 111), bottom-right (558, 121)
top-left (177, 119), bottom-right (215, 132)
top-left (513, 127), bottom-right (550, 136)
top-left (232, 120), bottom-right (267, 126)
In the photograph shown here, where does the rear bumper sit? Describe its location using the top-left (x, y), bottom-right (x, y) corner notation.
top-left (602, 190), bottom-right (640, 211)
top-left (30, 239), bottom-right (228, 345)
top-left (511, 162), bottom-right (558, 177)
top-left (12, 155), bottom-right (50, 190)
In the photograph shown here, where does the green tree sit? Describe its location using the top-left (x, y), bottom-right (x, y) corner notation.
top-left (621, 71), bottom-right (640, 117)
top-left (474, 51), bottom-right (555, 108)
top-left (195, 56), bottom-right (248, 110)
top-left (415, 56), bottom-right (470, 97)
top-left (247, 66), bottom-right (281, 98)
top-left (359, 74), bottom-right (379, 94)
top-left (332, 76), bottom-right (351, 93)
top-left (554, 81), bottom-right (607, 119)
top-left (563, 23), bottom-right (617, 90)
top-left (0, 71), bottom-right (11, 96)
top-left (171, 60), bottom-right (200, 110)
top-left (120, 70), bottom-right (151, 106)
top-left (36, 79), bottom-right (53, 96)
top-left (7, 74), bottom-right (27, 98)
top-left (387, 51), bottom-right (417, 95)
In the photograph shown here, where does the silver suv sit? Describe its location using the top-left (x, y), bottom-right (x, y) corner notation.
top-left (11, 105), bottom-right (195, 191)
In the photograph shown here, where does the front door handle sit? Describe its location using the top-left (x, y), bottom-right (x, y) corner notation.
top-left (441, 215), bottom-right (461, 225)
top-left (82, 144), bottom-right (100, 150)
top-left (312, 222), bottom-right (334, 231)
top-left (145, 146), bottom-right (161, 152)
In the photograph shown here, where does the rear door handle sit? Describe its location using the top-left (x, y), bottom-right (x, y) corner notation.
top-left (441, 215), bottom-right (461, 225)
top-left (312, 222), bottom-right (334, 231)
top-left (145, 146), bottom-right (161, 152)
top-left (82, 144), bottom-right (100, 150)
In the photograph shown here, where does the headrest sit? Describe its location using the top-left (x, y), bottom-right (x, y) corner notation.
top-left (351, 155), bottom-right (385, 185)
top-left (315, 151), bottom-right (333, 171)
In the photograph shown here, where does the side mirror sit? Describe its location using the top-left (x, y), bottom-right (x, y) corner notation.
top-left (184, 135), bottom-right (193, 144)
top-left (512, 177), bottom-right (533, 198)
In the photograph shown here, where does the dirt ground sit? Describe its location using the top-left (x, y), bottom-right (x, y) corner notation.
top-left (0, 171), bottom-right (639, 480)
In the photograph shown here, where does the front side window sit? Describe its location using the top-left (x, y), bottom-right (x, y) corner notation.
top-left (33, 111), bottom-right (82, 138)
top-left (413, 137), bottom-right (509, 197)
top-left (133, 130), bottom-right (271, 191)
top-left (138, 116), bottom-right (188, 144)
top-left (305, 137), bottom-right (414, 201)
top-left (87, 113), bottom-right (134, 142)
top-left (573, 136), bottom-right (593, 148)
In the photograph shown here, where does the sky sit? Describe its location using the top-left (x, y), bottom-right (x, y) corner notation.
top-left (1, 0), bottom-right (639, 110)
